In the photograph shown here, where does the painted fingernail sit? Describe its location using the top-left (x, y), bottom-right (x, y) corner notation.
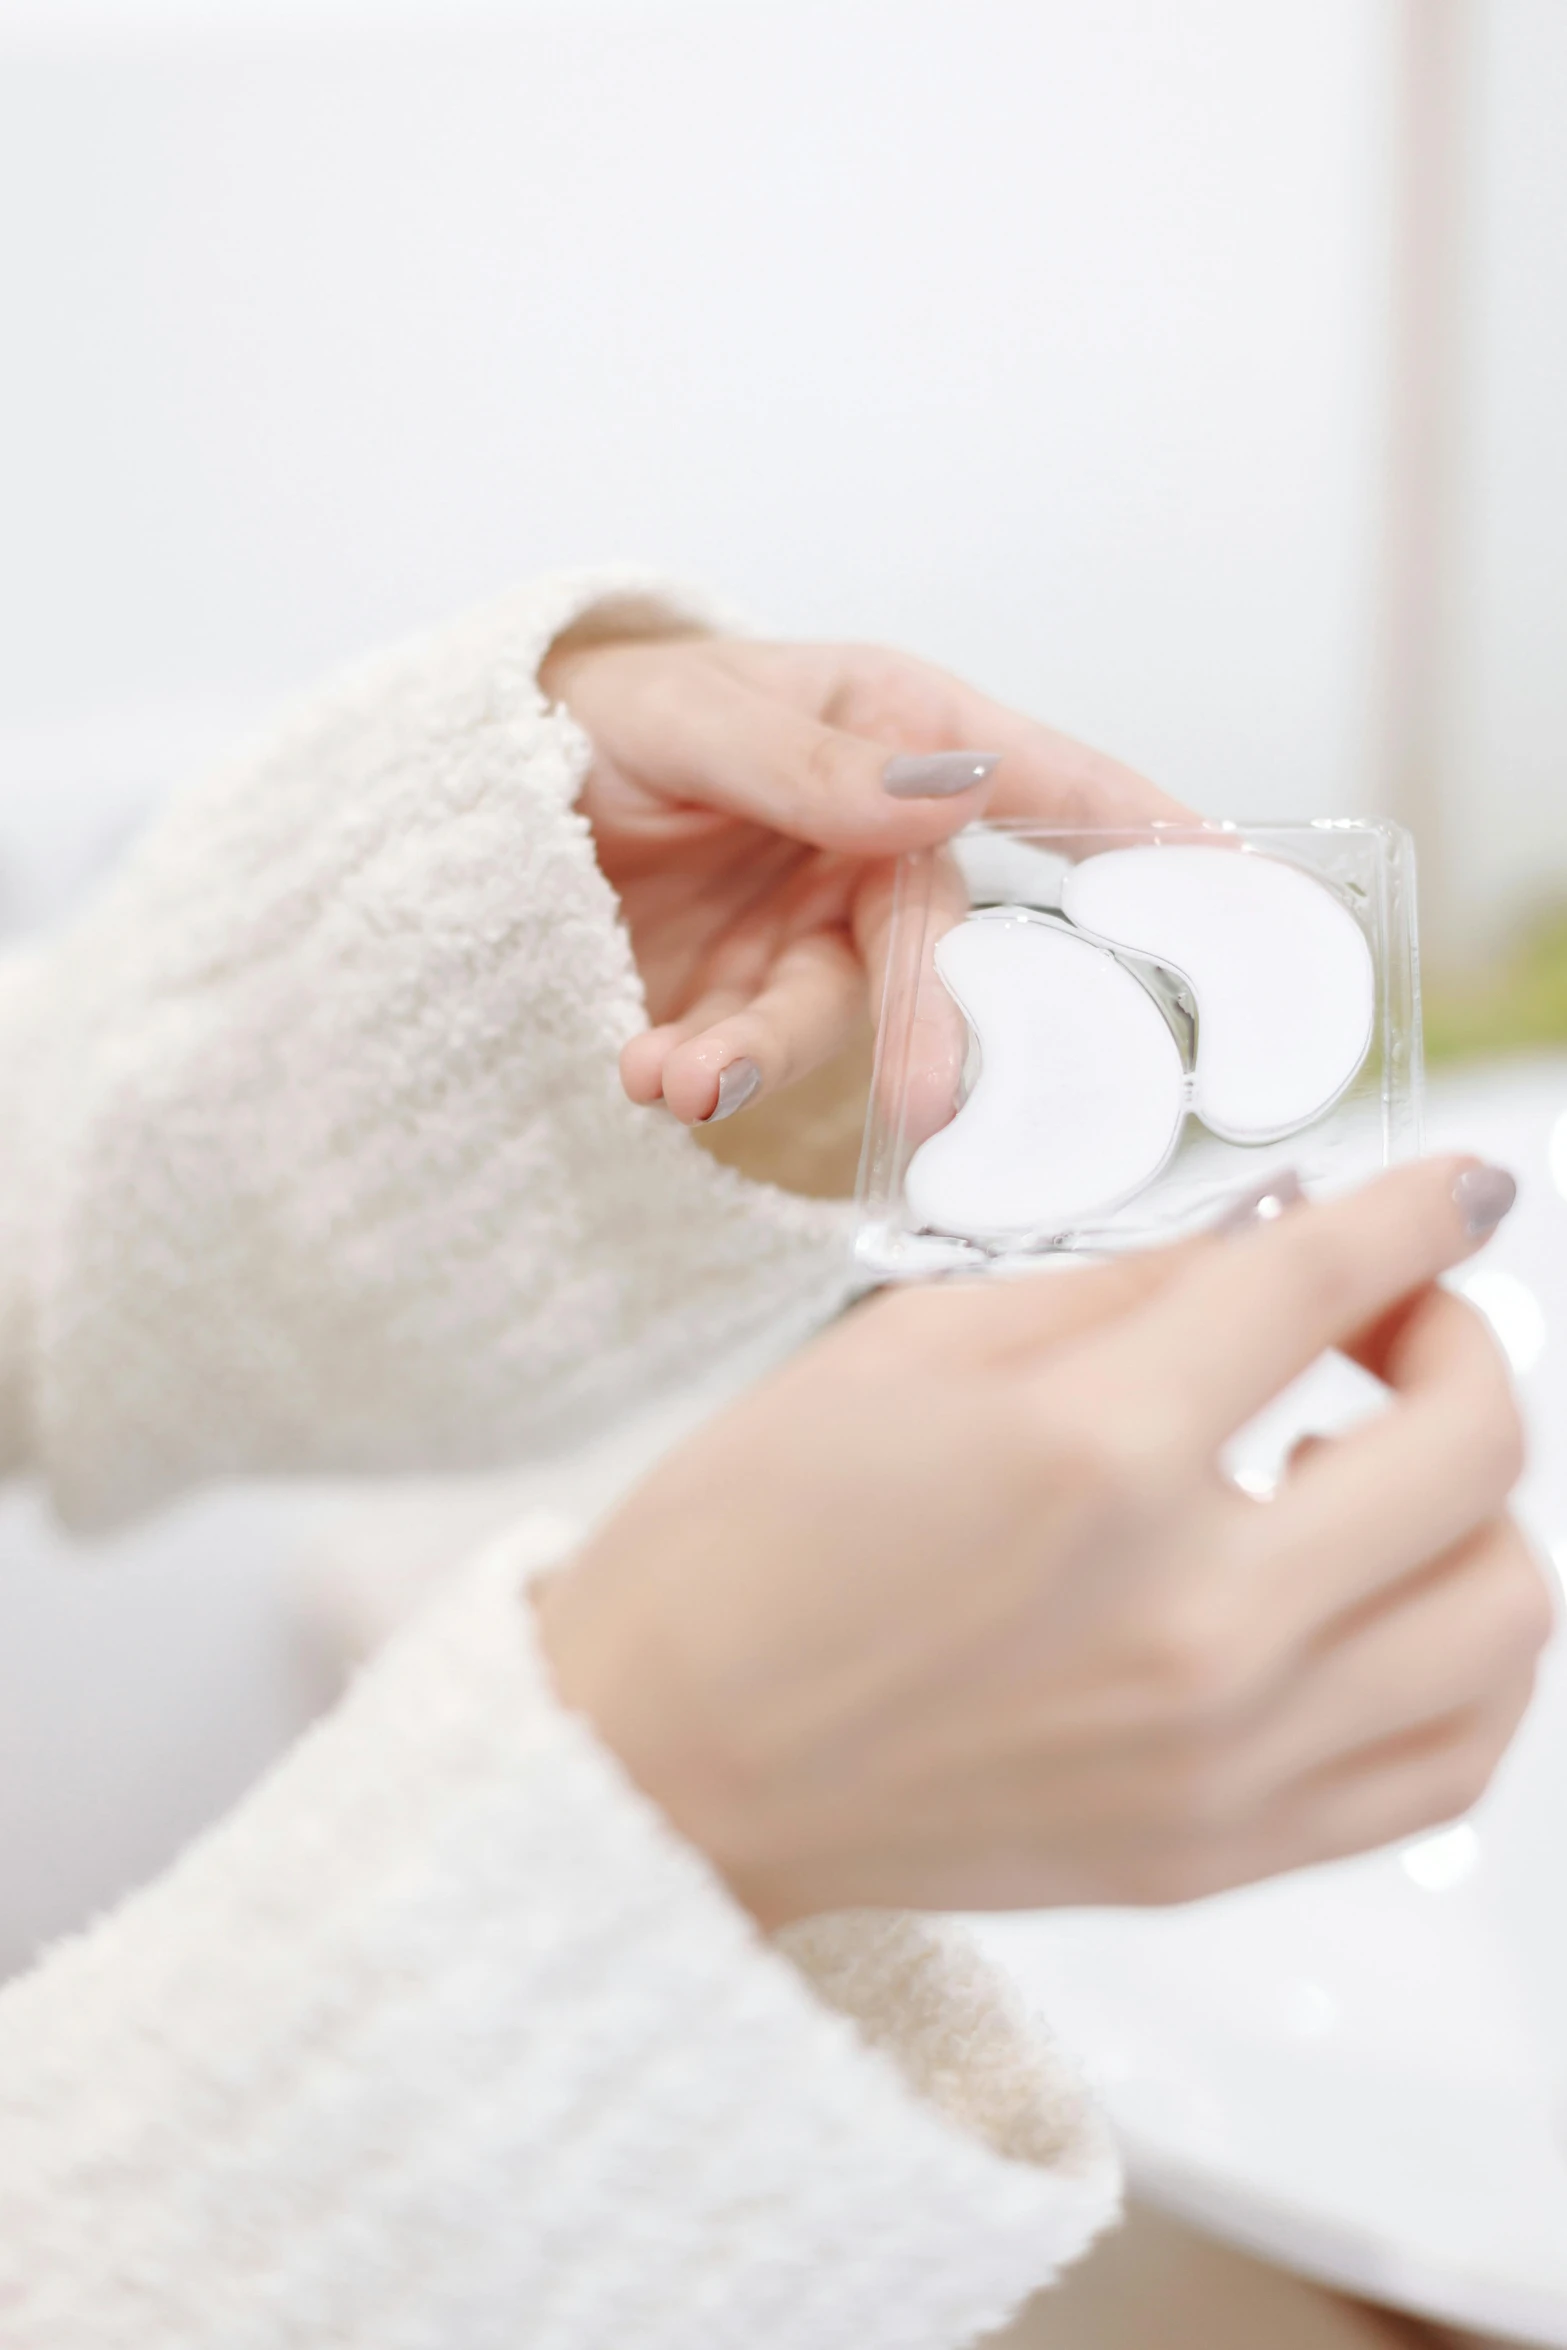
top-left (1213, 1170), bottom-right (1305, 1234)
top-left (882, 750), bottom-right (1001, 799)
top-left (702, 1057), bottom-right (761, 1123)
top-left (1453, 1163), bottom-right (1517, 1237)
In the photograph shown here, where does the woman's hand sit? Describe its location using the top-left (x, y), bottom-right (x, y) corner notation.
top-left (543, 631), bottom-right (1192, 1124)
top-left (535, 1159), bottom-right (1551, 1926)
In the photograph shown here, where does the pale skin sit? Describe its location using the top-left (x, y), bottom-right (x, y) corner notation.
top-left (537, 631), bottom-right (1551, 1925)
top-left (538, 1160), bottom-right (1549, 1926)
top-left (543, 629), bottom-right (1194, 1122)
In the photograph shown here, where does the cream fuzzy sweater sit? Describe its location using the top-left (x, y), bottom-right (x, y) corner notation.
top-left (0, 575), bottom-right (1119, 2346)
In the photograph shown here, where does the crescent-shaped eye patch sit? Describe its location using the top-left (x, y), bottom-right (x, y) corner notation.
top-left (904, 911), bottom-right (1189, 1240)
top-left (1061, 846), bottom-right (1374, 1145)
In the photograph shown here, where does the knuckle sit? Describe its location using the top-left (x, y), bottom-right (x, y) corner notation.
top-left (1040, 1361), bottom-right (1197, 1485)
top-left (1153, 1737), bottom-right (1254, 1837)
top-left (1436, 1740), bottom-right (1500, 1822)
top-left (1125, 1839), bottom-right (1244, 1908)
top-left (1039, 1414), bottom-right (1186, 1536)
top-left (1447, 1297), bottom-right (1531, 1438)
top-left (981, 1391), bottom-right (1081, 1506)
top-left (804, 727), bottom-right (853, 802)
top-left (1454, 1340), bottom-right (1528, 1492)
top-left (1522, 1573), bottom-right (1559, 1661)
top-left (1010, 1421), bottom-right (1134, 1536)
top-left (828, 645), bottom-right (928, 729)
top-left (1139, 1591), bottom-right (1266, 1729)
top-left (1505, 1661), bottom-right (1544, 1738)
top-left (1053, 1418), bottom-right (1140, 1500)
top-left (1117, 1392), bottom-right (1201, 1484)
top-left (1492, 1667), bottom-right (1543, 1747)
top-left (1277, 1218), bottom-right (1367, 1332)
top-left (1392, 1776), bottom-right (1467, 1847)
top-left (1409, 1728), bottom-right (1508, 1837)
top-left (1488, 1400), bottom-right (1529, 1496)
top-left (1495, 1544), bottom-right (1558, 1666)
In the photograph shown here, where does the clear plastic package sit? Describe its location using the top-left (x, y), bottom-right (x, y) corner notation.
top-left (855, 820), bottom-right (1423, 1279)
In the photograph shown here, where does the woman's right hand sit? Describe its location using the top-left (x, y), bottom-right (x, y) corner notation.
top-left (535, 1159), bottom-right (1552, 1927)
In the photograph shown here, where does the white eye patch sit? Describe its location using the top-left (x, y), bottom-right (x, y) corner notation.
top-left (904, 912), bottom-right (1188, 1239)
top-left (903, 851), bottom-right (1377, 1242)
top-left (1060, 847), bottom-right (1374, 1144)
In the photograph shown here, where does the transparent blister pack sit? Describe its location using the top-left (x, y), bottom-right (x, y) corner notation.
top-left (855, 821), bottom-right (1423, 1279)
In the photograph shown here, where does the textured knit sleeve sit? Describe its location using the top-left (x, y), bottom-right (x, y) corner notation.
top-left (0, 1517), bottom-right (1119, 2349)
top-left (0, 573), bottom-right (851, 1529)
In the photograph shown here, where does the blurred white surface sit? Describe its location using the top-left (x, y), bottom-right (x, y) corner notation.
top-left (977, 1056), bottom-right (1567, 2347)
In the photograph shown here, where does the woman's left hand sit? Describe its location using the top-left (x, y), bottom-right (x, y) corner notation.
top-left (544, 631), bottom-right (1193, 1124)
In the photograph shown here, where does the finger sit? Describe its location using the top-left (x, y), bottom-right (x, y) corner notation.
top-left (621, 851), bottom-right (863, 1110)
top-left (588, 662), bottom-right (998, 857)
top-left (765, 639), bottom-right (1195, 842)
top-left (809, 640), bottom-right (1192, 836)
top-left (1263, 1681), bottom-right (1535, 1876)
top-left (621, 990), bottom-right (750, 1106)
top-left (656, 931), bottom-right (866, 1124)
top-left (1056, 1157), bottom-right (1518, 1457)
top-left (855, 1165), bottom-right (1307, 1373)
top-left (1258, 1286), bottom-right (1525, 1630)
top-left (1129, 1688), bottom-right (1534, 1907)
top-left (579, 640), bottom-right (1190, 858)
top-left (1238, 1518), bottom-right (1551, 1788)
top-left (929, 670), bottom-right (1196, 838)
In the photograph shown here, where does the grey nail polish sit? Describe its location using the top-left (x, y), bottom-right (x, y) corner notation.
top-left (704, 1058), bottom-right (761, 1123)
top-left (882, 750), bottom-right (1002, 800)
top-left (1453, 1164), bottom-right (1517, 1237)
top-left (1213, 1170), bottom-right (1306, 1234)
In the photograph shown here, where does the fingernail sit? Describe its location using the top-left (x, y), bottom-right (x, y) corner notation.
top-left (1213, 1170), bottom-right (1305, 1234)
top-left (702, 1057), bottom-right (761, 1123)
top-left (882, 750), bottom-right (1001, 799)
top-left (1453, 1163), bottom-right (1517, 1237)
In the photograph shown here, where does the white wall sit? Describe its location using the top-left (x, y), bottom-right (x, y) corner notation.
top-left (0, 0), bottom-right (1411, 1962)
top-left (1444, 0), bottom-right (1567, 939)
top-left (0, 0), bottom-right (1392, 825)
top-left (5, 0), bottom-right (1566, 1957)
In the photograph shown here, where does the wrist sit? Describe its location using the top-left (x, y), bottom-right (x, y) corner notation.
top-left (529, 1568), bottom-right (802, 1933)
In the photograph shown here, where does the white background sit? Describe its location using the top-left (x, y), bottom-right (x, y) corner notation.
top-left (1, 0), bottom-right (1392, 833)
top-left (0, 0), bottom-right (1564, 1962)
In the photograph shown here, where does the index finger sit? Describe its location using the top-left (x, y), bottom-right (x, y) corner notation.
top-left (1053, 1158), bottom-right (1517, 1456)
top-left (719, 641), bottom-right (1194, 851)
top-left (1255, 1282), bottom-right (1527, 1637)
top-left (933, 671), bottom-right (1198, 838)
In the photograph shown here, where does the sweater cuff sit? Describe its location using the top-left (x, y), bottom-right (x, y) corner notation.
top-left (0, 1516), bottom-right (1117, 2346)
top-left (21, 571), bottom-right (851, 1527)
